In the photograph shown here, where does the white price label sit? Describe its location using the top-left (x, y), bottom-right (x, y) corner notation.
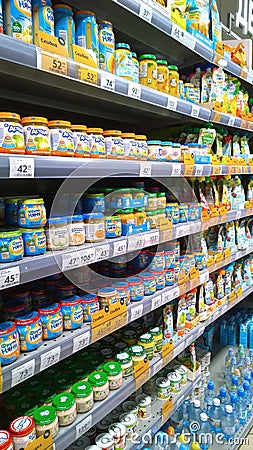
top-left (95, 244), bottom-right (110, 261)
top-left (9, 157), bottom-right (35, 178)
top-left (171, 286), bottom-right (180, 300)
top-left (139, 3), bottom-right (152, 22)
top-left (198, 325), bottom-right (205, 337)
top-left (176, 225), bottom-right (189, 238)
top-left (236, 211), bottom-right (241, 220)
top-left (12, 359), bottom-right (35, 387)
top-left (151, 294), bottom-right (162, 311)
top-left (130, 304), bottom-right (144, 322)
top-left (162, 286), bottom-right (179, 304)
top-left (144, 231), bottom-right (159, 247)
top-left (40, 346), bottom-right (61, 371)
top-left (153, 359), bottom-right (163, 375)
top-left (228, 115), bottom-right (236, 127)
top-left (191, 105), bottom-right (200, 118)
top-left (167, 95), bottom-right (178, 111)
top-left (0, 266), bottom-right (20, 290)
top-left (79, 247), bottom-right (96, 265)
top-left (62, 253), bottom-right (81, 271)
top-left (185, 333), bottom-right (194, 348)
top-left (76, 414), bottom-right (93, 439)
top-left (128, 81), bottom-right (141, 99)
top-left (128, 234), bottom-right (144, 252)
top-left (140, 162), bottom-right (152, 177)
top-left (73, 331), bottom-right (90, 353)
top-left (171, 23), bottom-right (196, 50)
top-left (194, 165), bottom-right (203, 176)
top-left (200, 271), bottom-right (209, 285)
top-left (100, 73), bottom-right (115, 91)
top-left (112, 239), bottom-right (127, 256)
top-left (175, 341), bottom-right (185, 357)
top-left (171, 164), bottom-right (181, 176)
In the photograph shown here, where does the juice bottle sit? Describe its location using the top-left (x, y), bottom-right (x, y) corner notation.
top-left (98, 20), bottom-right (115, 73)
top-left (75, 11), bottom-right (99, 64)
top-left (33, 0), bottom-right (54, 46)
top-left (168, 65), bottom-right (179, 97)
top-left (4, 0), bottom-right (33, 43)
top-left (54, 4), bottom-right (75, 58)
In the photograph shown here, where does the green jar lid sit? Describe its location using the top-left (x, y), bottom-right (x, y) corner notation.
top-left (0, 230), bottom-right (22, 239)
top-left (85, 193), bottom-right (104, 198)
top-left (149, 193), bottom-right (157, 197)
top-left (53, 393), bottom-right (75, 410)
top-left (129, 345), bottom-right (146, 357)
top-left (19, 198), bottom-right (44, 205)
top-left (20, 228), bottom-right (45, 233)
top-left (139, 54), bottom-right (156, 61)
top-left (147, 211), bottom-right (158, 215)
top-left (71, 381), bottom-right (92, 398)
top-left (5, 197), bottom-right (21, 203)
top-left (103, 362), bottom-right (122, 376)
top-left (34, 406), bottom-right (57, 426)
top-left (157, 59), bottom-right (168, 66)
top-left (122, 209), bottom-right (134, 213)
top-left (157, 192), bottom-right (166, 197)
top-left (168, 65), bottom-right (178, 70)
top-left (157, 209), bottom-right (166, 214)
top-left (104, 215), bottom-right (121, 221)
top-left (116, 352), bottom-right (132, 365)
top-left (138, 333), bottom-right (154, 344)
top-left (150, 327), bottom-right (162, 337)
top-left (116, 43), bottom-right (131, 51)
top-left (88, 371), bottom-right (108, 386)
top-left (25, 405), bottom-right (39, 417)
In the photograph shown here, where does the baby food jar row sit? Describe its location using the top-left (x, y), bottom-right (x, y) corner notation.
top-left (147, 140), bottom-right (209, 162)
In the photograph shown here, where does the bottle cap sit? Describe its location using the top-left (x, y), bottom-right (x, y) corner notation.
top-left (213, 398), bottom-right (220, 406)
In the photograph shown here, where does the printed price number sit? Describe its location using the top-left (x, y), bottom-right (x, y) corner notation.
top-left (140, 162), bottom-right (152, 177)
top-left (100, 73), bottom-right (115, 91)
top-left (112, 239), bottom-right (127, 256)
top-left (80, 67), bottom-right (98, 85)
top-left (151, 294), bottom-right (162, 311)
top-left (171, 23), bottom-right (196, 50)
top-left (194, 165), bottom-right (203, 176)
top-left (139, 3), bottom-right (152, 22)
top-left (228, 115), bottom-right (236, 127)
top-left (128, 235), bottom-right (144, 252)
top-left (95, 244), bottom-right (110, 261)
top-left (175, 341), bottom-right (185, 357)
top-left (135, 367), bottom-right (150, 390)
top-left (73, 331), bottom-right (91, 353)
top-left (162, 397), bottom-right (173, 421)
top-left (40, 347), bottom-right (61, 371)
top-left (130, 304), bottom-right (144, 322)
top-left (144, 231), bottom-right (159, 247)
top-left (9, 157), bottom-right (35, 178)
top-left (128, 81), bottom-right (141, 100)
top-left (212, 165), bottom-right (222, 175)
top-left (167, 95), bottom-right (177, 111)
top-left (176, 225), bottom-right (189, 238)
top-left (171, 164), bottom-right (181, 176)
top-left (153, 359), bottom-right (163, 376)
top-left (62, 253), bottom-right (81, 271)
top-left (12, 360), bottom-right (35, 387)
top-left (76, 415), bottom-right (93, 439)
top-left (79, 248), bottom-right (96, 265)
top-left (191, 105), bottom-right (200, 118)
top-left (0, 266), bottom-right (20, 290)
top-left (38, 51), bottom-right (68, 77)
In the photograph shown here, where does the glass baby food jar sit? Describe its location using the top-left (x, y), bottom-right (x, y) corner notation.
top-left (0, 113), bottom-right (25, 154)
top-left (15, 312), bottom-right (43, 352)
top-left (53, 4), bottom-right (75, 58)
top-left (22, 116), bottom-right (51, 155)
top-left (115, 43), bottom-right (132, 80)
top-left (69, 215), bottom-right (85, 246)
top-left (98, 20), bottom-right (115, 73)
top-left (83, 213), bottom-right (105, 242)
top-left (71, 381), bottom-right (94, 413)
top-left (71, 125), bottom-right (90, 157)
top-left (48, 120), bottom-right (74, 157)
top-left (132, 52), bottom-right (139, 83)
top-left (87, 128), bottom-right (106, 158)
top-left (0, 321), bottom-right (20, 366)
top-left (137, 333), bottom-right (154, 360)
top-left (103, 362), bottom-right (123, 390)
top-left (168, 65), bottom-right (179, 97)
top-left (21, 228), bottom-right (46, 256)
top-left (115, 352), bottom-right (133, 378)
top-left (104, 130), bottom-right (124, 159)
top-left (53, 393), bottom-right (77, 426)
top-left (0, 430), bottom-right (13, 449)
top-left (45, 218), bottom-right (69, 250)
top-left (157, 60), bottom-right (169, 93)
top-left (139, 54), bottom-right (157, 89)
top-left (135, 135), bottom-right (148, 160)
top-left (0, 229), bottom-right (24, 263)
top-left (88, 371), bottom-right (109, 401)
top-left (97, 287), bottom-right (117, 310)
top-left (9, 416), bottom-right (36, 449)
top-left (122, 133), bottom-right (137, 159)
top-left (33, 405), bottom-right (59, 439)
top-left (38, 303), bottom-right (63, 340)
top-left (18, 198), bottom-right (46, 229)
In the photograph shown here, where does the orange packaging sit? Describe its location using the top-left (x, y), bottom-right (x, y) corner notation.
top-left (0, 112), bottom-right (25, 154)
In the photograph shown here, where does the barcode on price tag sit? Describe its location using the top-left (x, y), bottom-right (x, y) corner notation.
top-left (128, 81), bottom-right (141, 99)
top-left (153, 359), bottom-right (163, 375)
top-left (79, 247), bottom-right (96, 265)
top-left (167, 95), bottom-right (177, 111)
top-left (100, 73), bottom-right (115, 91)
top-left (76, 414), bottom-right (93, 439)
top-left (194, 165), bottom-right (203, 176)
top-left (171, 164), bottom-right (181, 176)
top-left (40, 346), bottom-right (61, 371)
top-left (0, 266), bottom-right (20, 290)
top-left (144, 231), bottom-right (159, 247)
top-left (139, 3), bottom-right (152, 22)
top-left (191, 105), bottom-right (200, 118)
top-left (200, 271), bottom-right (209, 285)
top-left (9, 157), bottom-right (35, 178)
top-left (130, 304), bottom-right (144, 322)
top-left (12, 360), bottom-right (35, 387)
top-left (73, 331), bottom-right (90, 353)
top-left (112, 239), bottom-right (127, 256)
top-left (140, 162), bottom-right (152, 177)
top-left (228, 116), bottom-right (235, 127)
top-left (128, 235), bottom-right (144, 251)
top-left (171, 23), bottom-right (196, 50)
top-left (176, 225), bottom-right (189, 238)
top-left (62, 253), bottom-right (81, 271)
top-left (95, 244), bottom-right (110, 261)
top-left (151, 295), bottom-right (162, 311)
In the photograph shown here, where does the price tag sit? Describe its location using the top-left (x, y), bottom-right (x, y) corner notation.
top-left (185, 333), bottom-right (194, 348)
top-left (79, 247), bottom-right (96, 265)
top-left (176, 225), bottom-right (189, 238)
top-left (100, 73), bottom-right (115, 91)
top-left (128, 81), bottom-right (141, 100)
top-left (62, 253), bottom-right (81, 271)
top-left (144, 231), bottom-right (159, 247)
top-left (95, 244), bottom-right (110, 261)
top-left (139, 3), bottom-right (152, 22)
top-left (228, 115), bottom-right (235, 127)
top-left (171, 164), bottom-right (181, 176)
top-left (236, 211), bottom-right (241, 220)
top-left (151, 294), bottom-right (162, 311)
top-left (162, 397), bottom-right (173, 421)
top-left (130, 304), bottom-right (144, 322)
top-left (167, 95), bottom-right (178, 111)
top-left (194, 165), bottom-right (203, 176)
top-left (73, 331), bottom-right (90, 353)
top-left (127, 234), bottom-right (144, 251)
top-left (37, 50), bottom-right (68, 77)
top-left (171, 23), bottom-right (196, 50)
top-left (80, 67), bottom-right (98, 85)
top-left (191, 105), bottom-right (200, 118)
top-left (112, 239), bottom-right (127, 256)
top-left (153, 359), bottom-right (163, 376)
top-left (40, 346), bottom-right (61, 371)
top-left (162, 286), bottom-right (179, 304)
top-left (140, 162), bottom-right (152, 177)
top-left (175, 341), bottom-right (185, 357)
top-left (12, 359), bottom-right (35, 387)
top-left (9, 157), bottom-right (35, 178)
top-left (0, 266), bottom-right (20, 290)
top-left (76, 414), bottom-right (93, 439)
top-left (200, 271), bottom-right (209, 285)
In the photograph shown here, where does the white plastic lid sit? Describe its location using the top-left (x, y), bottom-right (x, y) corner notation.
top-left (225, 405), bottom-right (233, 413)
top-left (213, 398), bottom-right (220, 406)
top-left (200, 413), bottom-right (208, 422)
top-left (194, 399), bottom-right (200, 407)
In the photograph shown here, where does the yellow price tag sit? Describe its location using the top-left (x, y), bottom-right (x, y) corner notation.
top-left (212, 111), bottom-right (222, 123)
top-left (38, 51), bottom-right (69, 77)
top-left (92, 321), bottom-right (111, 343)
top-left (80, 67), bottom-right (98, 85)
top-left (212, 165), bottom-right (221, 175)
top-left (110, 313), bottom-right (128, 333)
top-left (184, 165), bottom-right (194, 177)
top-left (162, 397), bottom-right (173, 422)
top-left (134, 359), bottom-right (150, 390)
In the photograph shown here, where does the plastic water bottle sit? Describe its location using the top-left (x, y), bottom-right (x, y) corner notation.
top-left (190, 400), bottom-right (203, 425)
top-left (209, 398), bottom-right (222, 433)
top-left (225, 357), bottom-right (237, 386)
top-left (181, 400), bottom-right (190, 428)
top-left (198, 413), bottom-right (212, 450)
top-left (204, 380), bottom-right (215, 412)
top-left (170, 408), bottom-right (183, 434)
top-left (243, 381), bottom-right (252, 418)
top-left (237, 386), bottom-right (247, 425)
top-left (221, 405), bottom-right (236, 441)
top-left (218, 386), bottom-right (229, 411)
top-left (237, 351), bottom-right (246, 371)
top-left (249, 349), bottom-right (253, 367)
top-left (230, 393), bottom-right (239, 432)
top-left (242, 357), bottom-right (251, 378)
top-left (229, 375), bottom-right (239, 394)
top-left (236, 344), bottom-right (244, 360)
top-left (225, 348), bottom-right (235, 371)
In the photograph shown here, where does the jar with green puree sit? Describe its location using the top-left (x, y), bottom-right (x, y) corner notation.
top-left (103, 362), bottom-right (123, 390)
top-left (33, 405), bottom-right (59, 438)
top-left (137, 333), bottom-right (154, 360)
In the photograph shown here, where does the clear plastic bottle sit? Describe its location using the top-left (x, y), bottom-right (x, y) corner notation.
top-left (237, 386), bottom-right (247, 425)
top-left (209, 398), bottom-right (222, 433)
top-left (236, 344), bottom-right (244, 361)
top-left (249, 349), bottom-right (253, 367)
top-left (198, 413), bottom-right (211, 450)
top-left (225, 348), bottom-right (235, 369)
top-left (218, 386), bottom-right (229, 411)
top-left (170, 408), bottom-right (183, 434)
top-left (204, 380), bottom-right (215, 412)
top-left (221, 405), bottom-right (236, 441)
top-left (229, 375), bottom-right (239, 393)
top-left (243, 381), bottom-right (252, 418)
top-left (225, 356), bottom-right (237, 384)
top-left (190, 400), bottom-right (203, 425)
top-left (230, 393), bottom-right (239, 432)
top-left (241, 356), bottom-right (251, 378)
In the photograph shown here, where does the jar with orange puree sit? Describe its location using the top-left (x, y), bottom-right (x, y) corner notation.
top-left (48, 120), bottom-right (74, 157)
top-left (168, 65), bottom-right (179, 97)
top-left (0, 113), bottom-right (25, 154)
top-left (119, 210), bottom-right (136, 226)
top-left (122, 133), bottom-right (137, 159)
top-left (87, 128), bottom-right (105, 158)
top-left (157, 60), bottom-right (169, 93)
top-left (139, 54), bottom-right (157, 89)
top-left (71, 125), bottom-right (90, 157)
top-left (104, 130), bottom-right (124, 158)
top-left (22, 117), bottom-right (51, 155)
top-left (135, 135), bottom-right (148, 160)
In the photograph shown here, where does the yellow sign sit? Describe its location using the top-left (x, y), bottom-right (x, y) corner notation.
top-left (159, 217), bottom-right (173, 230)
top-left (39, 51), bottom-right (69, 77)
top-left (211, 207), bottom-right (219, 218)
top-left (162, 397), bottom-right (173, 422)
top-left (91, 301), bottom-right (127, 329)
top-left (212, 111), bottom-right (222, 123)
top-left (110, 313), bottom-right (128, 334)
top-left (184, 165), bottom-right (194, 177)
top-left (162, 339), bottom-right (174, 366)
top-left (219, 206), bottom-right (227, 216)
top-left (134, 359), bottom-right (150, 390)
top-left (72, 44), bottom-right (98, 68)
top-left (25, 431), bottom-right (53, 450)
top-left (223, 248), bottom-right (231, 259)
top-left (207, 256), bottom-right (215, 267)
top-left (211, 155), bottom-right (221, 165)
top-left (190, 267), bottom-right (200, 280)
top-left (184, 154), bottom-right (194, 165)
top-left (212, 165), bottom-right (221, 175)
top-left (80, 67), bottom-right (98, 85)
top-left (202, 210), bottom-right (210, 221)
top-left (236, 286), bottom-right (243, 297)
top-left (37, 32), bottom-right (68, 57)
top-left (92, 321), bottom-right (112, 343)
top-left (215, 253), bottom-right (223, 263)
top-left (230, 291), bottom-right (236, 302)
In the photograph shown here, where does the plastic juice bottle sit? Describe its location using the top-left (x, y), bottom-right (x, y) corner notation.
top-left (232, 132), bottom-right (241, 159)
top-left (54, 3), bottom-right (75, 58)
top-left (157, 59), bottom-right (169, 93)
top-left (201, 67), bottom-right (212, 104)
top-left (33, 0), bottom-right (54, 46)
top-left (210, 61), bottom-right (227, 111)
top-left (168, 65), bottom-right (179, 97)
top-left (75, 11), bottom-right (99, 63)
top-left (98, 20), bottom-right (115, 73)
top-left (4, 0), bottom-right (33, 43)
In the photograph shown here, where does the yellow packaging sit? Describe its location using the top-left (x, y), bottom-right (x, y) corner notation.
top-left (171, 0), bottom-right (187, 29)
top-left (139, 54), bottom-right (157, 90)
top-left (168, 65), bottom-right (179, 97)
top-left (157, 60), bottom-right (169, 93)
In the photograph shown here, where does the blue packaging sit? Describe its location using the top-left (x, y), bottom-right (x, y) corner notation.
top-left (60, 296), bottom-right (83, 330)
top-left (21, 227), bottom-right (46, 256)
top-left (165, 268), bottom-right (174, 286)
top-left (0, 322), bottom-right (20, 365)
top-left (227, 322), bottom-right (237, 347)
top-left (33, 0), bottom-right (54, 36)
top-left (139, 272), bottom-right (156, 296)
top-left (134, 251), bottom-right (150, 269)
top-left (126, 277), bottom-right (144, 301)
top-left (75, 11), bottom-right (99, 63)
top-left (149, 251), bottom-right (165, 271)
top-left (18, 198), bottom-right (46, 228)
top-left (239, 322), bottom-right (248, 349)
top-left (155, 270), bottom-right (166, 290)
top-left (15, 312), bottom-right (42, 352)
top-left (249, 323), bottom-right (253, 349)
top-left (53, 4), bottom-right (75, 57)
top-left (0, 229), bottom-right (24, 263)
top-left (83, 194), bottom-right (105, 213)
top-left (39, 303), bottom-right (63, 340)
top-left (220, 320), bottom-right (227, 346)
top-left (80, 293), bottom-right (99, 322)
top-left (5, 198), bottom-right (21, 226)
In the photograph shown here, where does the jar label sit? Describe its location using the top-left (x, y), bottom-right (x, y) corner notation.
top-left (0, 122), bottom-right (24, 151)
